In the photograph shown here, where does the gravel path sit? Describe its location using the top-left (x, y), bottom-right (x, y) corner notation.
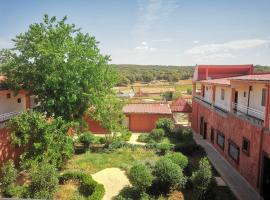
top-left (128, 133), bottom-right (146, 145)
top-left (92, 168), bottom-right (131, 200)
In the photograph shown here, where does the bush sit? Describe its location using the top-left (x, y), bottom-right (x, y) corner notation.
top-left (149, 129), bottom-right (165, 142)
top-left (28, 161), bottom-right (59, 199)
top-left (153, 158), bottom-right (187, 190)
top-left (137, 134), bottom-right (150, 143)
top-left (156, 142), bottom-right (174, 155)
top-left (59, 171), bottom-right (105, 200)
top-left (119, 131), bottom-right (132, 141)
top-left (79, 132), bottom-right (100, 146)
top-left (191, 157), bottom-right (213, 200)
top-left (155, 118), bottom-right (174, 135)
top-left (108, 141), bottom-right (127, 150)
top-left (164, 152), bottom-right (188, 169)
top-left (0, 160), bottom-right (17, 197)
top-left (127, 164), bottom-right (153, 192)
top-left (168, 191), bottom-right (184, 200)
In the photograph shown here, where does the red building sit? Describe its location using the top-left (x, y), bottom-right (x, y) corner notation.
top-left (123, 103), bottom-right (172, 132)
top-left (191, 65), bottom-right (270, 199)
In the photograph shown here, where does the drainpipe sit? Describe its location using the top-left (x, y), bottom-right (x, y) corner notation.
top-left (247, 85), bottom-right (252, 115)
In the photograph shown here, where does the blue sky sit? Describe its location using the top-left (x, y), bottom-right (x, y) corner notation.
top-left (1, 0), bottom-right (270, 65)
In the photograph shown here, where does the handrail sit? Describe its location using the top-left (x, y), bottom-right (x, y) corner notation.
top-left (232, 103), bottom-right (264, 119)
top-left (0, 111), bottom-right (21, 122)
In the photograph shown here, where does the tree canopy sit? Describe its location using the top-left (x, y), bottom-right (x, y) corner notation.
top-left (0, 15), bottom-right (118, 121)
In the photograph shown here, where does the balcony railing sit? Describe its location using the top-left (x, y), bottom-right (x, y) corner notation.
top-left (232, 103), bottom-right (264, 126)
top-left (0, 111), bottom-right (21, 123)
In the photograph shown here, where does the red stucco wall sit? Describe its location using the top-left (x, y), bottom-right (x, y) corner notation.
top-left (191, 99), bottom-right (270, 191)
top-left (127, 113), bottom-right (172, 132)
top-left (0, 128), bottom-right (22, 166)
top-left (84, 116), bottom-right (108, 134)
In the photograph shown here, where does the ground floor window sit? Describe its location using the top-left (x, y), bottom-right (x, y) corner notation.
top-left (228, 140), bottom-right (240, 164)
top-left (242, 137), bottom-right (250, 156)
top-left (211, 127), bottom-right (215, 144)
top-left (217, 131), bottom-right (225, 150)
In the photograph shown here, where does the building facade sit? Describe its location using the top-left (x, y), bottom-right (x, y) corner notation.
top-left (191, 65), bottom-right (270, 199)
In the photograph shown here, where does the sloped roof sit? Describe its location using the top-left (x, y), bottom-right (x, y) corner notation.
top-left (123, 103), bottom-right (172, 114)
top-left (200, 78), bottom-right (231, 86)
top-left (229, 73), bottom-right (270, 82)
top-left (170, 98), bottom-right (192, 113)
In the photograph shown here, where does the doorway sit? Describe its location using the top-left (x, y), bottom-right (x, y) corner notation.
top-left (234, 91), bottom-right (238, 112)
top-left (203, 122), bottom-right (207, 139)
top-left (261, 155), bottom-right (270, 199)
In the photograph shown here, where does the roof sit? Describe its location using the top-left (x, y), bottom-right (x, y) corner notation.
top-left (193, 64), bottom-right (253, 81)
top-left (229, 74), bottom-right (270, 82)
top-left (170, 98), bottom-right (192, 113)
top-left (200, 78), bottom-right (231, 86)
top-left (123, 103), bottom-right (172, 114)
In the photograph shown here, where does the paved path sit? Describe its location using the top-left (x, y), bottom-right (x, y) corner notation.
top-left (193, 133), bottom-right (262, 200)
top-left (128, 133), bottom-right (146, 145)
top-left (92, 168), bottom-right (131, 200)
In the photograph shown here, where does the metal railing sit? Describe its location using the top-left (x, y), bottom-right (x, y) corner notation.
top-left (232, 103), bottom-right (264, 126)
top-left (0, 111), bottom-right (21, 122)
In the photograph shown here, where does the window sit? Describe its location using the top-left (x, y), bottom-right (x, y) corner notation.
top-left (217, 131), bottom-right (225, 150)
top-left (262, 88), bottom-right (266, 107)
top-left (242, 137), bottom-right (250, 156)
top-left (221, 89), bottom-right (225, 100)
top-left (17, 98), bottom-right (21, 103)
top-left (211, 128), bottom-right (215, 144)
top-left (243, 91), bottom-right (246, 97)
top-left (6, 93), bottom-right (11, 98)
top-left (228, 140), bottom-right (240, 163)
top-left (206, 86), bottom-right (208, 91)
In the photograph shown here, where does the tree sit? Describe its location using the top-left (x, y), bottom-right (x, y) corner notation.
top-left (0, 15), bottom-right (118, 121)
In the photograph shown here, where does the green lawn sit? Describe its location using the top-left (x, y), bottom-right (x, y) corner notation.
top-left (63, 147), bottom-right (159, 174)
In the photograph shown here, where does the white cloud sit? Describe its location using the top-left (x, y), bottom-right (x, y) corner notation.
top-left (193, 40), bottom-right (200, 44)
top-left (133, 0), bottom-right (179, 36)
top-left (135, 41), bottom-right (157, 51)
top-left (184, 39), bottom-right (270, 61)
top-left (151, 38), bottom-right (172, 43)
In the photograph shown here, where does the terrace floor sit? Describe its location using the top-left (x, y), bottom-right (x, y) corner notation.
top-left (193, 133), bottom-right (262, 200)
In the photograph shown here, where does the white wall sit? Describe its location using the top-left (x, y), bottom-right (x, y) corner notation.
top-left (249, 84), bottom-right (266, 119)
top-left (203, 84), bottom-right (212, 103)
top-left (0, 90), bottom-right (26, 115)
top-left (215, 86), bottom-right (231, 111)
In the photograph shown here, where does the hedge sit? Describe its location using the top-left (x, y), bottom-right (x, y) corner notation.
top-left (59, 171), bottom-right (105, 200)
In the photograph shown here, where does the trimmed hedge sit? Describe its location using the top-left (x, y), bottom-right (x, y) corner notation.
top-left (59, 171), bottom-right (105, 200)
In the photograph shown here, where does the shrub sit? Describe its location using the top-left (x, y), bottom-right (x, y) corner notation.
top-left (149, 128), bottom-right (165, 142)
top-left (0, 160), bottom-right (17, 197)
top-left (137, 134), bottom-right (150, 143)
top-left (191, 157), bottom-right (213, 200)
top-left (153, 158), bottom-right (187, 190)
top-left (79, 132), bottom-right (100, 146)
top-left (164, 152), bottom-right (188, 169)
top-left (59, 171), bottom-right (105, 200)
top-left (155, 118), bottom-right (174, 135)
top-left (156, 142), bottom-right (174, 155)
top-left (108, 141), bottom-right (127, 150)
top-left (128, 164), bottom-right (153, 192)
top-left (28, 161), bottom-right (59, 199)
top-left (168, 191), bottom-right (184, 200)
top-left (119, 131), bottom-right (132, 141)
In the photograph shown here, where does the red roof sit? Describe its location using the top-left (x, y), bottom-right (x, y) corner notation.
top-left (123, 103), bottom-right (172, 114)
top-left (200, 78), bottom-right (231, 86)
top-left (170, 98), bottom-right (192, 113)
top-left (194, 64), bottom-right (253, 81)
top-left (230, 73), bottom-right (270, 82)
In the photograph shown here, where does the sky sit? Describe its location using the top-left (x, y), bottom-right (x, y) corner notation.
top-left (0, 0), bottom-right (270, 66)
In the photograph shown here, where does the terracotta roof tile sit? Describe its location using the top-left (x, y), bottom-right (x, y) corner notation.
top-left (123, 103), bottom-right (172, 114)
top-left (170, 98), bottom-right (192, 113)
top-left (229, 73), bottom-right (270, 82)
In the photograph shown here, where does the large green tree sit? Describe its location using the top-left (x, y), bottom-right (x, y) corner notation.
top-left (0, 15), bottom-right (118, 121)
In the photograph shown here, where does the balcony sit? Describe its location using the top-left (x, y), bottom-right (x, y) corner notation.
top-left (0, 111), bottom-right (22, 123)
top-left (232, 103), bottom-right (264, 126)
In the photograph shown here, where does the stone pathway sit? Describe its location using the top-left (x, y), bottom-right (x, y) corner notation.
top-left (92, 168), bottom-right (131, 200)
top-left (193, 133), bottom-right (262, 200)
top-left (128, 133), bottom-right (146, 145)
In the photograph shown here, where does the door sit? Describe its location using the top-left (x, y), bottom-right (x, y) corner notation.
top-left (203, 122), bottom-right (207, 139)
top-left (234, 91), bottom-right (238, 112)
top-left (200, 117), bottom-right (204, 135)
top-left (261, 155), bottom-right (270, 199)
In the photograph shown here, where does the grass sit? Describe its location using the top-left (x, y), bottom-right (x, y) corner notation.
top-left (63, 147), bottom-right (159, 174)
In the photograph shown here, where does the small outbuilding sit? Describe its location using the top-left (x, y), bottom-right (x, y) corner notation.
top-left (123, 103), bottom-right (172, 132)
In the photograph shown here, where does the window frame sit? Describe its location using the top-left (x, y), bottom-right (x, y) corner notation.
top-left (217, 130), bottom-right (225, 150)
top-left (221, 88), bottom-right (225, 100)
top-left (6, 93), bottom-right (11, 99)
top-left (228, 139), bottom-right (240, 164)
top-left (261, 88), bottom-right (266, 107)
top-left (17, 98), bottom-right (21, 103)
top-left (242, 137), bottom-right (250, 156)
